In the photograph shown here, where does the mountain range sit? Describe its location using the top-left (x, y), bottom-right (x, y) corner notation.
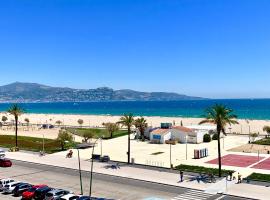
top-left (0, 82), bottom-right (205, 102)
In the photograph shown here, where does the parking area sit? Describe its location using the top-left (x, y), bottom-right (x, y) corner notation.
top-left (206, 154), bottom-right (265, 167)
top-left (0, 160), bottom-right (180, 200)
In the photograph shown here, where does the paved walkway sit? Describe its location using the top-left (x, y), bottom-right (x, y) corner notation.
top-left (4, 151), bottom-right (270, 199)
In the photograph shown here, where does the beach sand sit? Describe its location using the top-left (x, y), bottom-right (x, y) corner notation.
top-left (1, 113), bottom-right (270, 135)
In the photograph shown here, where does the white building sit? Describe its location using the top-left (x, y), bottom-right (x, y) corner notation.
top-left (150, 129), bottom-right (172, 144)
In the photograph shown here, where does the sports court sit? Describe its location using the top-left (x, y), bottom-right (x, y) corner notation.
top-left (252, 157), bottom-right (270, 170)
top-left (206, 154), bottom-right (264, 167)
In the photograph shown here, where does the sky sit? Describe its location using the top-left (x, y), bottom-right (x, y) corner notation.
top-left (0, 0), bottom-right (269, 99)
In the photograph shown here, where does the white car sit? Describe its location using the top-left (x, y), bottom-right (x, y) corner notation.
top-left (60, 193), bottom-right (81, 200)
top-left (0, 178), bottom-right (15, 191)
top-left (0, 149), bottom-right (5, 158)
top-left (2, 181), bottom-right (21, 194)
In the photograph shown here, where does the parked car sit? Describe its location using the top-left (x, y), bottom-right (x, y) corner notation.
top-left (0, 158), bottom-right (12, 167)
top-left (34, 186), bottom-right (52, 200)
top-left (0, 149), bottom-right (5, 158)
top-left (60, 194), bottom-right (81, 200)
top-left (13, 183), bottom-right (32, 196)
top-left (0, 178), bottom-right (15, 191)
top-left (22, 184), bottom-right (47, 199)
top-left (78, 196), bottom-right (91, 200)
top-left (100, 155), bottom-right (110, 162)
top-left (45, 189), bottom-right (71, 200)
top-left (2, 181), bottom-right (22, 194)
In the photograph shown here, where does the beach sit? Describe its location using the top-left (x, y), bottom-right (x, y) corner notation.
top-left (1, 113), bottom-right (269, 135)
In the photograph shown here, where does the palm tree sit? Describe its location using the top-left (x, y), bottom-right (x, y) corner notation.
top-left (134, 117), bottom-right (148, 141)
top-left (7, 104), bottom-right (24, 148)
top-left (263, 126), bottom-right (270, 137)
top-left (199, 104), bottom-right (238, 177)
top-left (118, 113), bottom-right (134, 164)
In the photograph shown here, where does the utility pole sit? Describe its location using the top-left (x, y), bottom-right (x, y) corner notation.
top-left (170, 143), bottom-right (172, 168)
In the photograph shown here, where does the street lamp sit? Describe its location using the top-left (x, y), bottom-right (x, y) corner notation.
top-left (169, 143), bottom-right (172, 169)
top-left (185, 135), bottom-right (188, 160)
top-left (89, 138), bottom-right (100, 197)
top-left (76, 147), bottom-right (83, 195)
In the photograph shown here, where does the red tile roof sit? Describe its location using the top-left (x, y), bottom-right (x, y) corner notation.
top-left (151, 128), bottom-right (170, 135)
top-left (172, 126), bottom-right (193, 133)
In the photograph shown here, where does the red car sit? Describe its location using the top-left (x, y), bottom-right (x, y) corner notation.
top-left (22, 184), bottom-right (47, 199)
top-left (0, 158), bottom-right (12, 167)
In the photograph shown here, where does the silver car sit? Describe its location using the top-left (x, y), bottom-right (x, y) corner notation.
top-left (0, 178), bottom-right (15, 191)
top-left (2, 181), bottom-right (21, 194)
top-left (45, 189), bottom-right (71, 200)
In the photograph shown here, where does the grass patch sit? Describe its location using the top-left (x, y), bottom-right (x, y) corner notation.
top-left (151, 152), bottom-right (164, 155)
top-left (252, 137), bottom-right (270, 145)
top-left (0, 135), bottom-right (75, 153)
top-left (175, 164), bottom-right (234, 177)
top-left (67, 128), bottom-right (128, 139)
top-left (248, 173), bottom-right (270, 182)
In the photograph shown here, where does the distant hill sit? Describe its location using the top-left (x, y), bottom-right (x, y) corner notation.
top-left (0, 82), bottom-right (206, 102)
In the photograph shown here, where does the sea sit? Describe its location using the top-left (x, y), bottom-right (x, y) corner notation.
top-left (0, 99), bottom-right (270, 120)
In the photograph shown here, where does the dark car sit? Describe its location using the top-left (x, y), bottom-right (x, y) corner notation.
top-left (100, 155), bottom-right (110, 162)
top-left (34, 186), bottom-right (52, 200)
top-left (22, 184), bottom-right (47, 199)
top-left (13, 183), bottom-right (32, 197)
top-left (78, 197), bottom-right (107, 200)
top-left (0, 158), bottom-right (12, 167)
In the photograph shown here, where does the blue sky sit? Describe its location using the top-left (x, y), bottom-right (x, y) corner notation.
top-left (0, 0), bottom-right (269, 98)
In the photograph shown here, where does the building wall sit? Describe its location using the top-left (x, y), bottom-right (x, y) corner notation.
top-left (171, 129), bottom-right (188, 143)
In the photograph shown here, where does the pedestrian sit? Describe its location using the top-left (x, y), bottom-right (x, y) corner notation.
top-left (180, 171), bottom-right (184, 182)
top-left (229, 171), bottom-right (233, 181)
top-left (237, 172), bottom-right (242, 184)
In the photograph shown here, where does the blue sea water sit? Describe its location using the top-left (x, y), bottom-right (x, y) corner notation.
top-left (1, 99), bottom-right (270, 120)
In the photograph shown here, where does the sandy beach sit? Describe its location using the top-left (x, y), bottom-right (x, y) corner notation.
top-left (1, 112), bottom-right (270, 135)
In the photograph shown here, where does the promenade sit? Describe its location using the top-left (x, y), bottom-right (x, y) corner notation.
top-left (5, 151), bottom-right (270, 200)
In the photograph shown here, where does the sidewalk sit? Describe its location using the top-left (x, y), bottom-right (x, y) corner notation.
top-left (5, 151), bottom-right (270, 199)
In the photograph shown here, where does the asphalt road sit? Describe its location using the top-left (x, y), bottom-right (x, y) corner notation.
top-left (0, 160), bottom-right (252, 200)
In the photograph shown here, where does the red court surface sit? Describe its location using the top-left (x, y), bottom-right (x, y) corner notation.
top-left (206, 154), bottom-right (264, 167)
top-left (252, 157), bottom-right (270, 170)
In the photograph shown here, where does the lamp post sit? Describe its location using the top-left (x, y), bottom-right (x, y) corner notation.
top-left (185, 135), bottom-right (188, 160)
top-left (76, 148), bottom-right (83, 195)
top-left (169, 143), bottom-right (172, 169)
top-left (100, 136), bottom-right (104, 157)
top-left (89, 138), bottom-right (100, 197)
top-left (42, 133), bottom-right (45, 154)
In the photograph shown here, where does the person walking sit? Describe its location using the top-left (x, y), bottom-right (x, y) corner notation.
top-left (237, 172), bottom-right (242, 184)
top-left (229, 171), bottom-right (233, 181)
top-left (180, 171), bottom-right (184, 182)
top-left (178, 171), bottom-right (184, 183)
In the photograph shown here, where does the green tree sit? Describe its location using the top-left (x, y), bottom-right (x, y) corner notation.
top-left (118, 113), bottom-right (134, 164)
top-left (57, 129), bottom-right (74, 150)
top-left (263, 126), bottom-right (270, 137)
top-left (24, 118), bottom-right (30, 130)
top-left (199, 104), bottom-right (238, 177)
top-left (1, 116), bottom-right (8, 123)
top-left (250, 132), bottom-right (259, 142)
top-left (103, 122), bottom-right (119, 138)
top-left (77, 119), bottom-right (84, 127)
top-left (82, 131), bottom-right (94, 143)
top-left (134, 117), bottom-right (148, 141)
top-left (55, 120), bottom-right (62, 126)
top-left (7, 104), bottom-right (24, 148)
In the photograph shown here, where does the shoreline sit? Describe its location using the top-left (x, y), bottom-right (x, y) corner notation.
top-left (1, 112), bottom-right (270, 134)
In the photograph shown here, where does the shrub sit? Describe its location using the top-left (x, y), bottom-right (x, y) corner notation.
top-left (203, 134), bottom-right (211, 142)
top-left (212, 133), bottom-right (218, 140)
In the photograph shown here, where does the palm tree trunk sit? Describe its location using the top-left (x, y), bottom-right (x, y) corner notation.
top-left (128, 126), bottom-right (130, 164)
top-left (15, 116), bottom-right (18, 148)
top-left (217, 130), bottom-right (222, 177)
